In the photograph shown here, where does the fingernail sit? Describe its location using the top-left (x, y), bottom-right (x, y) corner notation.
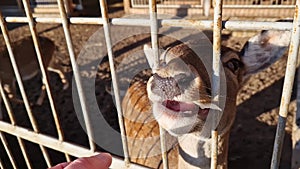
top-left (95, 153), bottom-right (112, 167)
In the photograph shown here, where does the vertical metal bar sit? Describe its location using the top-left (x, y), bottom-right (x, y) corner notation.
top-left (0, 132), bottom-right (17, 169)
top-left (293, 61), bottom-right (300, 169)
top-left (149, 0), bottom-right (169, 168)
top-left (159, 126), bottom-right (169, 169)
top-left (63, 0), bottom-right (71, 16)
top-left (0, 10), bottom-right (52, 167)
top-left (98, 0), bottom-right (130, 166)
top-left (271, 1), bottom-right (300, 168)
top-left (211, 0), bottom-right (222, 167)
top-left (203, 0), bottom-right (211, 16)
top-left (20, 0), bottom-right (71, 163)
top-left (56, 0), bottom-right (96, 152)
top-left (131, 0), bottom-right (135, 7)
top-left (0, 81), bottom-right (32, 169)
top-left (16, 0), bottom-right (23, 10)
top-left (149, 0), bottom-right (160, 69)
top-left (0, 158), bottom-right (3, 169)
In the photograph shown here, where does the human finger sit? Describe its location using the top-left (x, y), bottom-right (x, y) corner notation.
top-left (48, 162), bottom-right (71, 169)
top-left (65, 153), bottom-right (112, 169)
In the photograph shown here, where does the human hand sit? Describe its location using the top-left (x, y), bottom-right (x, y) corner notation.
top-left (49, 153), bottom-right (112, 169)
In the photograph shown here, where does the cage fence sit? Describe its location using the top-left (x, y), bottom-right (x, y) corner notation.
top-left (125, 0), bottom-right (296, 17)
top-left (0, 0), bottom-right (299, 169)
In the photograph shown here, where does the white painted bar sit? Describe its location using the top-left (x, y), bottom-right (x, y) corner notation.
top-left (0, 121), bottom-right (149, 169)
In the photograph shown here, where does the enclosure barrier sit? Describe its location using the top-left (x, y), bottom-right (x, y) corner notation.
top-left (124, 0), bottom-right (296, 17)
top-left (0, 0), bottom-right (299, 168)
top-left (0, 0), bottom-right (80, 16)
top-left (271, 0), bottom-right (300, 168)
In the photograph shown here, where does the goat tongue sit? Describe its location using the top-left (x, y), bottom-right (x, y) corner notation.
top-left (163, 100), bottom-right (196, 112)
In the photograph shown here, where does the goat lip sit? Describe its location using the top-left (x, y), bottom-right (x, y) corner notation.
top-left (160, 100), bottom-right (210, 120)
top-left (162, 100), bottom-right (197, 112)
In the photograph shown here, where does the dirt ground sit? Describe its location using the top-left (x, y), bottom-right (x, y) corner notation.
top-left (0, 5), bottom-right (295, 169)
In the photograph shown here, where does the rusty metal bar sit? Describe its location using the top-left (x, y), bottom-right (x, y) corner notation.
top-left (271, 0), bottom-right (300, 168)
top-left (0, 81), bottom-right (33, 169)
top-left (56, 0), bottom-right (96, 152)
top-left (0, 10), bottom-right (52, 167)
top-left (211, 0), bottom-right (223, 167)
top-left (0, 132), bottom-right (17, 169)
top-left (98, 0), bottom-right (130, 166)
top-left (0, 121), bottom-right (149, 169)
top-left (21, 0), bottom-right (71, 163)
top-left (149, 0), bottom-right (169, 168)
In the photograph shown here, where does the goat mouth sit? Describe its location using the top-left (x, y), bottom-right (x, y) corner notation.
top-left (162, 100), bottom-right (209, 120)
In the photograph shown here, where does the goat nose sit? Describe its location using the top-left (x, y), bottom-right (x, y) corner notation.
top-left (153, 73), bottom-right (175, 87)
top-left (152, 73), bottom-right (181, 98)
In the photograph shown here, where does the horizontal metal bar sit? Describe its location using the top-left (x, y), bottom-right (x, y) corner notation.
top-left (131, 4), bottom-right (296, 8)
top-left (3, 16), bottom-right (293, 30)
top-left (222, 4), bottom-right (295, 8)
top-left (223, 21), bottom-right (293, 30)
top-left (132, 4), bottom-right (203, 8)
top-left (0, 121), bottom-right (149, 169)
top-left (4, 16), bottom-right (104, 24)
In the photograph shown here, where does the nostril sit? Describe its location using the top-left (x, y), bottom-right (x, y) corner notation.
top-left (153, 73), bottom-right (163, 81)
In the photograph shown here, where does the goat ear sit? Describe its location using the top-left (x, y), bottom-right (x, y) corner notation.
top-left (240, 30), bottom-right (291, 77)
top-left (144, 44), bottom-right (156, 69)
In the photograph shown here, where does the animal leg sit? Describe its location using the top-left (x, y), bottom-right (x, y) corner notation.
top-left (47, 67), bottom-right (69, 90)
top-left (36, 84), bottom-right (46, 106)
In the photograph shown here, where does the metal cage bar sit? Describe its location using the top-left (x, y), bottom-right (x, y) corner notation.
top-left (0, 11), bottom-right (52, 167)
top-left (0, 81), bottom-right (32, 169)
top-left (1, 16), bottom-right (294, 30)
top-left (21, 0), bottom-right (71, 163)
top-left (0, 121), bottom-right (149, 169)
top-left (0, 132), bottom-right (17, 169)
top-left (148, 1), bottom-right (169, 168)
top-left (271, 0), bottom-right (300, 168)
top-left (98, 0), bottom-right (130, 166)
top-left (131, 0), bottom-right (203, 8)
top-left (211, 0), bottom-right (223, 167)
top-left (129, 0), bottom-right (295, 9)
top-left (0, 158), bottom-right (4, 169)
top-left (149, 0), bottom-right (160, 68)
top-left (56, 0), bottom-right (97, 153)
